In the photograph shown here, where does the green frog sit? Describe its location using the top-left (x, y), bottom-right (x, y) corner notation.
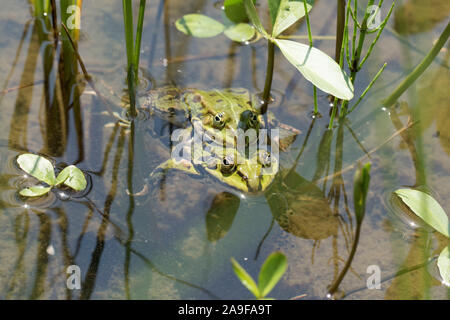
top-left (135, 86), bottom-right (300, 194)
top-left (141, 87), bottom-right (263, 147)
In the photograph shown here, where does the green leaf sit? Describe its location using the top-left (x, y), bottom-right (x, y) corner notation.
top-left (175, 14), bottom-right (225, 38)
top-left (17, 153), bottom-right (56, 186)
top-left (224, 23), bottom-right (255, 42)
top-left (272, 1), bottom-right (313, 37)
top-left (19, 186), bottom-right (52, 197)
top-left (224, 0), bottom-right (252, 23)
top-left (268, 0), bottom-right (282, 26)
top-left (243, 0), bottom-right (269, 38)
top-left (258, 252), bottom-right (287, 297)
top-left (394, 189), bottom-right (450, 237)
top-left (274, 39), bottom-right (354, 100)
top-left (231, 258), bottom-right (260, 298)
top-left (437, 246), bottom-right (450, 286)
top-left (55, 165), bottom-right (87, 191)
top-left (353, 163), bottom-right (371, 224)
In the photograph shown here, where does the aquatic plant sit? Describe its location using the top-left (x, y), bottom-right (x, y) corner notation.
top-left (330, 0), bottom-right (394, 126)
top-left (327, 163), bottom-right (371, 298)
top-left (16, 153), bottom-right (87, 197)
top-left (231, 251), bottom-right (287, 299)
top-left (393, 188), bottom-right (450, 285)
top-left (122, 0), bottom-right (147, 118)
top-left (175, 0), bottom-right (354, 109)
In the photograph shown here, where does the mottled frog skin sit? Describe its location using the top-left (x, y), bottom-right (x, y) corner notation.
top-left (141, 87), bottom-right (261, 146)
top-left (140, 86), bottom-right (300, 193)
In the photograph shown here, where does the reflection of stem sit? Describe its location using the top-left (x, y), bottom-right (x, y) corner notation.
top-left (0, 20), bottom-right (31, 106)
top-left (124, 122), bottom-right (136, 299)
top-left (390, 109), bottom-right (424, 186)
top-left (29, 211), bottom-right (52, 299)
top-left (61, 22), bottom-right (116, 118)
top-left (327, 216), bottom-right (362, 297)
top-left (316, 120), bottom-right (415, 184)
top-left (5, 211), bottom-right (30, 299)
top-left (80, 127), bottom-right (126, 300)
top-left (53, 207), bottom-right (75, 300)
top-left (254, 217), bottom-right (275, 261)
top-left (125, 245), bottom-right (220, 299)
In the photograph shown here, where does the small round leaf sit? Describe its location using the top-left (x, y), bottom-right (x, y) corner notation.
top-left (56, 165), bottom-right (87, 191)
top-left (17, 153), bottom-right (56, 186)
top-left (175, 14), bottom-right (225, 38)
top-left (224, 23), bottom-right (255, 42)
top-left (19, 186), bottom-right (52, 197)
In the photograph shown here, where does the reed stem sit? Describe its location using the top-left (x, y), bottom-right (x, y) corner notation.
top-left (383, 22), bottom-right (450, 107)
top-left (261, 39), bottom-right (274, 114)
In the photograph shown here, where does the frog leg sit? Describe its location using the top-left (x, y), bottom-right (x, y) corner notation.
top-left (265, 113), bottom-right (301, 152)
top-left (127, 158), bottom-right (200, 197)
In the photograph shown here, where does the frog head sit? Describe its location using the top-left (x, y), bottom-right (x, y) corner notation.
top-left (182, 88), bottom-right (261, 146)
top-left (202, 146), bottom-right (278, 193)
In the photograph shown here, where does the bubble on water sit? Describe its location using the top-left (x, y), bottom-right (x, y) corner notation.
top-left (46, 245), bottom-right (55, 256)
top-left (57, 191), bottom-right (70, 201)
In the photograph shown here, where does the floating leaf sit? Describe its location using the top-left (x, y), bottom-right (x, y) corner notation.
top-left (231, 258), bottom-right (260, 298)
top-left (224, 0), bottom-right (253, 23)
top-left (394, 189), bottom-right (449, 237)
top-left (243, 0), bottom-right (269, 37)
top-left (272, 0), bottom-right (313, 37)
top-left (17, 153), bottom-right (56, 186)
top-left (175, 14), bottom-right (225, 38)
top-left (56, 165), bottom-right (87, 191)
top-left (258, 252), bottom-right (287, 297)
top-left (275, 39), bottom-right (354, 100)
top-left (224, 23), bottom-right (255, 42)
top-left (274, 39), bottom-right (354, 99)
top-left (437, 246), bottom-right (450, 286)
top-left (19, 186), bottom-right (52, 197)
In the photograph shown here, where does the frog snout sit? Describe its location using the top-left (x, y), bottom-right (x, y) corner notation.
top-left (247, 176), bottom-right (261, 192)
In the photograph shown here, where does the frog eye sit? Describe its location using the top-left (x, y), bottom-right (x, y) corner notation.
top-left (220, 155), bottom-right (236, 174)
top-left (258, 150), bottom-right (272, 168)
top-left (213, 112), bottom-right (226, 129)
top-left (240, 110), bottom-right (259, 129)
top-left (249, 112), bottom-right (259, 127)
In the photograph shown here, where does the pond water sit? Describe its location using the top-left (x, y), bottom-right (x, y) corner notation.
top-left (0, 0), bottom-right (449, 299)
